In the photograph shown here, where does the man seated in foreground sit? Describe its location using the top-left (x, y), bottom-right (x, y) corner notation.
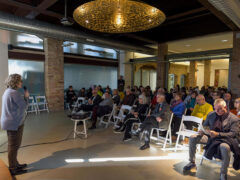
top-left (133, 94), bottom-right (171, 150)
top-left (183, 98), bottom-right (240, 180)
top-left (89, 92), bottom-right (113, 129)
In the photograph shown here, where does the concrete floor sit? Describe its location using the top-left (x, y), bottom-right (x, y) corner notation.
top-left (0, 111), bottom-right (239, 180)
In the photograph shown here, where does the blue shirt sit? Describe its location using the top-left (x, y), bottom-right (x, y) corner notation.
top-left (1, 88), bottom-right (28, 130)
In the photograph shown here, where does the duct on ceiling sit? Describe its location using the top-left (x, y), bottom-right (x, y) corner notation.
top-left (0, 12), bottom-right (156, 55)
top-left (208, 0), bottom-right (240, 28)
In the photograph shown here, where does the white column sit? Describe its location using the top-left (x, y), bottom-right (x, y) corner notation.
top-left (119, 51), bottom-right (134, 88)
top-left (0, 30), bottom-right (9, 118)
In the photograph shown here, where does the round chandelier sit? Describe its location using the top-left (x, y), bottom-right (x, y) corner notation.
top-left (73, 0), bottom-right (166, 33)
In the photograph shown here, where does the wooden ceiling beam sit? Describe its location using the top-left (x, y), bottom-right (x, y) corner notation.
top-left (25, 0), bottom-right (59, 19)
top-left (198, 0), bottom-right (239, 31)
top-left (0, 0), bottom-right (62, 19)
top-left (167, 7), bottom-right (208, 20)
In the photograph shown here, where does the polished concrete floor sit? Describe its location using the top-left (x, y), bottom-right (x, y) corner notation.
top-left (0, 111), bottom-right (239, 180)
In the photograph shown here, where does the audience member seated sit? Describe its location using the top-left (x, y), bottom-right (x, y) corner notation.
top-left (230, 98), bottom-right (240, 117)
top-left (97, 86), bottom-right (103, 97)
top-left (208, 91), bottom-right (221, 107)
top-left (183, 99), bottom-right (240, 180)
top-left (185, 91), bottom-right (198, 115)
top-left (224, 92), bottom-right (234, 111)
top-left (66, 86), bottom-right (77, 109)
top-left (170, 92), bottom-right (186, 139)
top-left (86, 88), bottom-right (93, 99)
top-left (77, 88), bottom-right (102, 112)
top-left (114, 95), bottom-right (148, 133)
top-left (151, 88), bottom-right (165, 107)
top-left (112, 89), bottom-right (120, 105)
top-left (191, 94), bottom-right (213, 121)
top-left (132, 94), bottom-right (171, 150)
top-left (89, 92), bottom-right (114, 129)
top-left (121, 88), bottom-right (135, 106)
top-left (78, 88), bottom-right (86, 97)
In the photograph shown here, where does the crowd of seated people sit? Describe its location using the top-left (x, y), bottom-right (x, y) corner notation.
top-left (65, 84), bottom-right (240, 180)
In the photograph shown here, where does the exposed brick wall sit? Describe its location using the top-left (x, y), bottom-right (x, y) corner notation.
top-left (189, 61), bottom-right (197, 88)
top-left (157, 43), bottom-right (168, 88)
top-left (204, 60), bottom-right (211, 86)
top-left (44, 38), bottom-right (64, 111)
top-left (231, 31), bottom-right (240, 98)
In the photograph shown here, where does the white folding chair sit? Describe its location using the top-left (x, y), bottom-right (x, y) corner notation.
top-left (113, 105), bottom-right (132, 126)
top-left (99, 104), bottom-right (116, 128)
top-left (36, 96), bottom-right (49, 113)
top-left (26, 96), bottom-right (38, 114)
top-left (174, 115), bottom-right (203, 151)
top-left (150, 113), bottom-right (174, 150)
top-left (72, 97), bottom-right (86, 111)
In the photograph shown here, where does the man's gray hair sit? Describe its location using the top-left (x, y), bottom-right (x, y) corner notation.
top-left (214, 98), bottom-right (227, 107)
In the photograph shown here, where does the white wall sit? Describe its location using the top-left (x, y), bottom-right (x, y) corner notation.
top-left (210, 59), bottom-right (229, 86)
top-left (0, 30), bottom-right (9, 118)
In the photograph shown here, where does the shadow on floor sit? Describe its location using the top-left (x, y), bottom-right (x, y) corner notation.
top-left (26, 142), bottom-right (114, 173)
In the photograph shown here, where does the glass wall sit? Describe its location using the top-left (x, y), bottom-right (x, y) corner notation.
top-left (64, 64), bottom-right (118, 91)
top-left (134, 69), bottom-right (156, 91)
top-left (8, 59), bottom-right (45, 96)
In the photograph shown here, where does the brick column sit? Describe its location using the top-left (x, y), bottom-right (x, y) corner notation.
top-left (204, 60), bottom-right (211, 87)
top-left (157, 43), bottom-right (168, 88)
top-left (44, 38), bottom-right (64, 111)
top-left (189, 61), bottom-right (197, 88)
top-left (230, 31), bottom-right (240, 97)
top-left (0, 30), bottom-right (9, 118)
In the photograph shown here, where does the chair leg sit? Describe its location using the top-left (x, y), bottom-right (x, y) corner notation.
top-left (169, 130), bottom-right (172, 145)
top-left (83, 120), bottom-right (87, 138)
top-left (175, 135), bottom-right (181, 152)
top-left (74, 121), bottom-right (77, 139)
top-left (163, 130), bottom-right (169, 149)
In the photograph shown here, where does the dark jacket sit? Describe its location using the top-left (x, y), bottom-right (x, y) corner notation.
top-left (122, 94), bottom-right (135, 106)
top-left (91, 95), bottom-right (102, 106)
top-left (151, 102), bottom-right (171, 129)
top-left (204, 137), bottom-right (240, 170)
top-left (66, 90), bottom-right (76, 102)
top-left (112, 95), bottom-right (120, 105)
top-left (133, 104), bottom-right (149, 121)
top-left (225, 100), bottom-right (234, 111)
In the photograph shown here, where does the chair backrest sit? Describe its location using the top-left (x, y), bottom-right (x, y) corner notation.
top-left (119, 105), bottom-right (132, 117)
top-left (179, 115), bottom-right (203, 132)
top-left (36, 96), bottom-right (47, 103)
top-left (182, 115), bottom-right (203, 124)
top-left (28, 96), bottom-right (35, 104)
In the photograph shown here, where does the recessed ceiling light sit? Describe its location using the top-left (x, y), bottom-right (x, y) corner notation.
top-left (85, 20), bottom-right (89, 23)
top-left (196, 48), bottom-right (202, 51)
top-left (221, 40), bottom-right (228, 42)
top-left (185, 44), bottom-right (191, 47)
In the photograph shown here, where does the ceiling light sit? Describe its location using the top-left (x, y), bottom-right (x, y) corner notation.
top-left (73, 0), bottom-right (166, 33)
top-left (185, 44), bottom-right (191, 47)
top-left (221, 40), bottom-right (228, 42)
top-left (196, 48), bottom-right (202, 51)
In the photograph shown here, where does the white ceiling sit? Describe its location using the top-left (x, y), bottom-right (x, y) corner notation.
top-left (146, 32), bottom-right (233, 54)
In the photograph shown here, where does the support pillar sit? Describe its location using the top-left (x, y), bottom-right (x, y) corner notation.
top-left (189, 61), bottom-right (197, 88)
top-left (157, 43), bottom-right (168, 88)
top-left (204, 60), bottom-right (211, 87)
top-left (0, 30), bottom-right (9, 118)
top-left (230, 31), bottom-right (240, 97)
top-left (44, 38), bottom-right (64, 111)
top-left (119, 51), bottom-right (134, 88)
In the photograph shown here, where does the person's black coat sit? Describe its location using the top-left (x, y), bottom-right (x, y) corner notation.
top-left (112, 95), bottom-right (120, 105)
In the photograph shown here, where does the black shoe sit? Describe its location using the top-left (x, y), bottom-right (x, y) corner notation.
top-left (139, 143), bottom-right (150, 150)
top-left (88, 126), bottom-right (96, 130)
top-left (17, 163), bottom-right (27, 169)
top-left (9, 168), bottom-right (27, 176)
top-left (183, 162), bottom-right (196, 171)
